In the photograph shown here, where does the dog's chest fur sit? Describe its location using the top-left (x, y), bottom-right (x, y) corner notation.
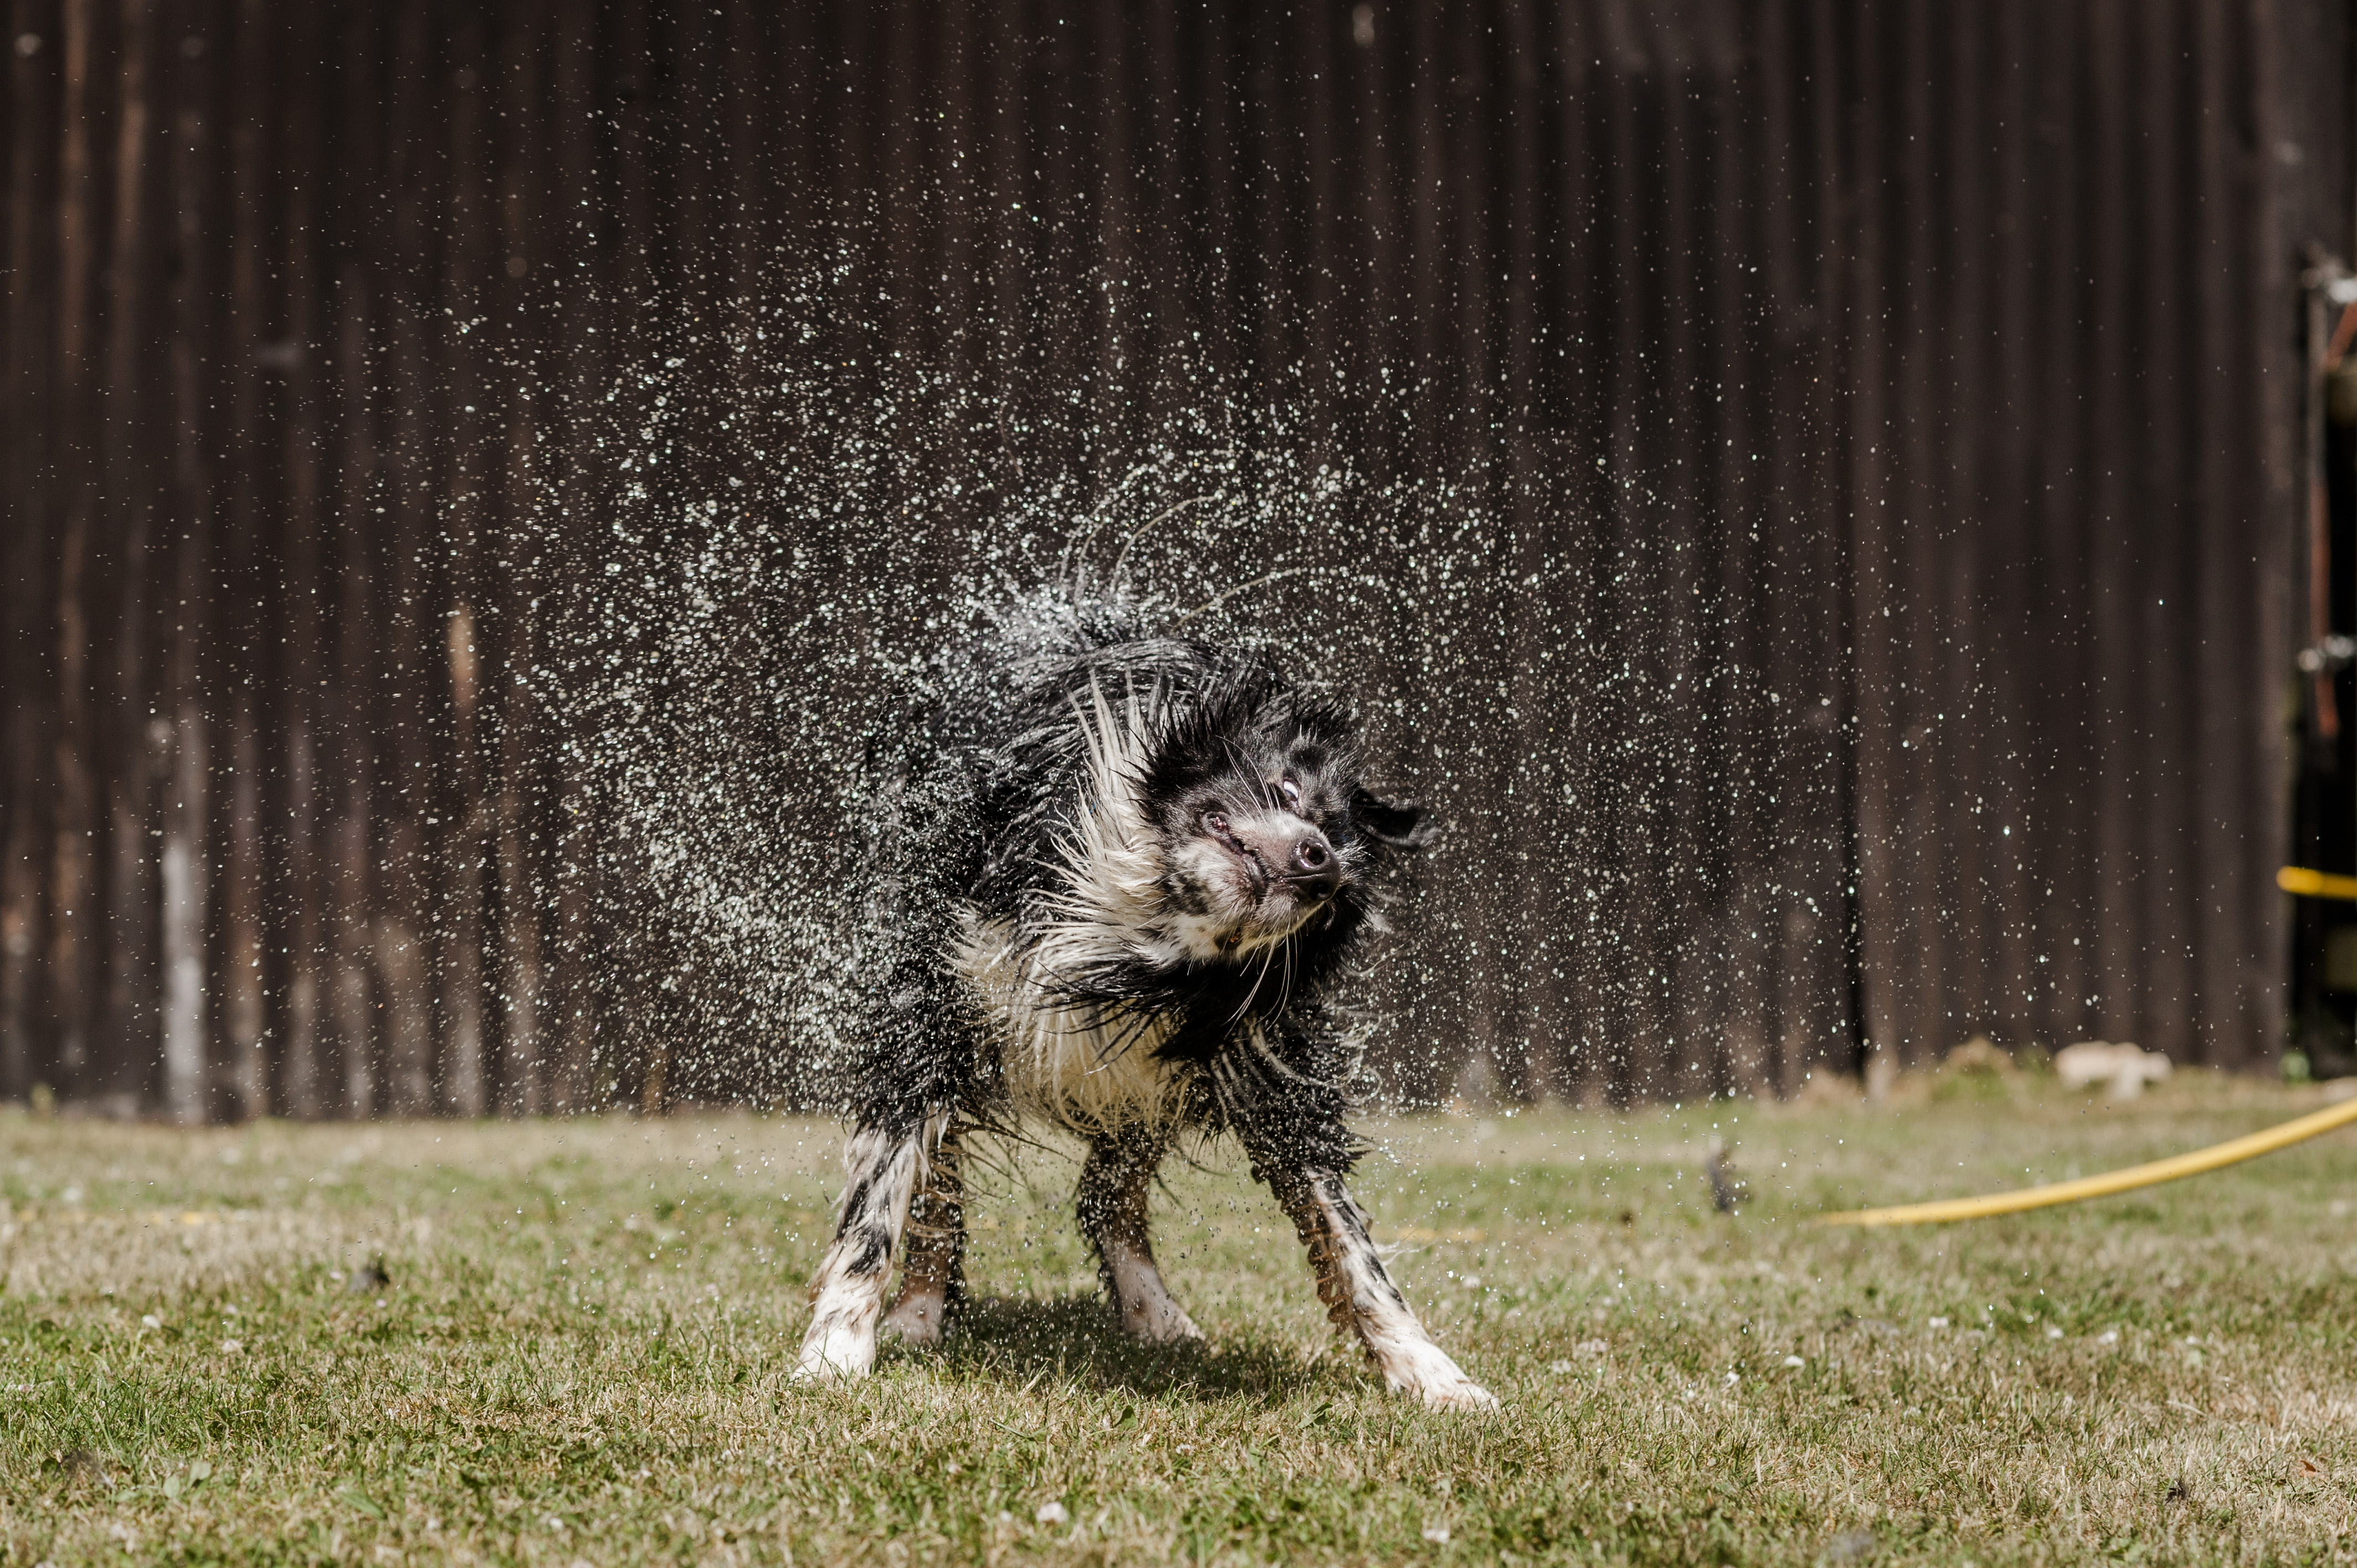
top-left (951, 914), bottom-right (1190, 1133)
top-left (948, 681), bottom-right (1208, 1134)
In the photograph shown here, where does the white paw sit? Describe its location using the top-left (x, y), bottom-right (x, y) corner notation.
top-left (1120, 1299), bottom-right (1205, 1343)
top-left (882, 1292), bottom-right (948, 1348)
top-left (791, 1325), bottom-right (876, 1383)
top-left (1419, 1377), bottom-right (1500, 1412)
top-left (1377, 1339), bottom-right (1497, 1410)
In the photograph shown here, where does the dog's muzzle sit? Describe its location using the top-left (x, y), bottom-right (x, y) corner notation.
top-left (1285, 834), bottom-right (1342, 902)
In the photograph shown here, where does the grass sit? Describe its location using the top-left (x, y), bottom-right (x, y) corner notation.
top-left (0, 1071), bottom-right (2353, 1565)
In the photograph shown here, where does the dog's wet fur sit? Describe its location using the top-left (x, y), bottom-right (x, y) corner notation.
top-left (792, 590), bottom-right (1495, 1410)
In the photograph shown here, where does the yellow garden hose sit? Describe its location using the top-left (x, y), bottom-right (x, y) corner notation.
top-left (2278, 864), bottom-right (2357, 900)
top-left (1818, 865), bottom-right (2357, 1226)
top-left (1818, 1092), bottom-right (2357, 1227)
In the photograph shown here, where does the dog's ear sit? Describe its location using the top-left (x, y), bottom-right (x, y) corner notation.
top-left (1352, 788), bottom-right (1432, 850)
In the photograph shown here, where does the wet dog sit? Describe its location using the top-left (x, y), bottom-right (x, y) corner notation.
top-left (791, 593), bottom-right (1495, 1410)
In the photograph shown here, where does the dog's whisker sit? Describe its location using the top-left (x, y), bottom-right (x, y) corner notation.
top-left (1229, 935), bottom-right (1279, 1024)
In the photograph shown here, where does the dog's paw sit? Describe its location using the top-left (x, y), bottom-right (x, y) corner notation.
top-left (791, 1327), bottom-right (877, 1383)
top-left (882, 1292), bottom-right (949, 1349)
top-left (1119, 1299), bottom-right (1205, 1344)
top-left (1377, 1340), bottom-right (1497, 1411)
top-left (1418, 1377), bottom-right (1500, 1412)
top-left (790, 1352), bottom-right (861, 1384)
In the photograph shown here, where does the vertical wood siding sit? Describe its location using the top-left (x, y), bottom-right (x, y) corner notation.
top-left (0, 0), bottom-right (2348, 1117)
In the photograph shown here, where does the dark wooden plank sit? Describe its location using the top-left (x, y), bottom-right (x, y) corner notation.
top-left (90, 0), bottom-right (165, 1112)
top-left (492, 0), bottom-right (547, 1116)
top-left (160, 0), bottom-right (220, 1123)
top-left (1783, 0), bottom-right (1867, 1087)
top-left (2193, 0), bottom-right (2281, 1067)
top-left (1924, 0), bottom-right (1998, 1050)
top-left (276, 0), bottom-right (331, 1115)
top-left (723, 0), bottom-right (766, 353)
top-left (1, 0), bottom-right (62, 1103)
top-left (601, 0), bottom-right (661, 1114)
top-left (48, 0), bottom-right (104, 1104)
top-left (1701, 2), bottom-right (1773, 1097)
top-left (439, 3), bottom-right (490, 1116)
top-left (545, 0), bottom-right (604, 1113)
top-left (1885, 0), bottom-right (1953, 1066)
top-left (1828, 0), bottom-right (1906, 1084)
top-left (982, 0), bottom-right (1026, 430)
top-left (2076, 0), bottom-right (2150, 1055)
top-left (375, 0), bottom-right (440, 1117)
top-left (1641, 2), bottom-right (1713, 1103)
top-left (330, 248), bottom-right (383, 1116)
top-left (1136, 0), bottom-right (1181, 411)
top-left (1541, 0), bottom-right (1604, 1103)
top-left (1498, 0), bottom-right (1558, 1097)
top-left (217, 0), bottom-right (274, 1119)
top-left (2020, 0), bottom-right (2097, 1054)
top-left (1584, 0), bottom-right (1649, 1105)
top-left (1979, 0), bottom-right (2040, 1049)
top-left (329, 0), bottom-right (388, 1119)
top-left (2130, 0), bottom-right (2198, 1061)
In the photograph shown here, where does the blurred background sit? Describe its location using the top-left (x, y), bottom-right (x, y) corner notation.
top-left (3, 0), bottom-right (2355, 1123)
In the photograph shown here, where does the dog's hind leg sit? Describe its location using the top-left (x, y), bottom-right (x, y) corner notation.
top-left (882, 1121), bottom-right (965, 1348)
top-left (1245, 1146), bottom-right (1497, 1411)
top-left (1077, 1131), bottom-right (1202, 1343)
top-left (794, 1116), bottom-right (940, 1381)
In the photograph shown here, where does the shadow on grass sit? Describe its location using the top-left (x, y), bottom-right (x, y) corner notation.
top-left (878, 1292), bottom-right (1356, 1405)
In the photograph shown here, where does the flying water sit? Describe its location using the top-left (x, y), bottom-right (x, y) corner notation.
top-left (505, 254), bottom-right (1825, 1115)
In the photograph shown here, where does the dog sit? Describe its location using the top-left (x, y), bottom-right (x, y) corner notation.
top-left (790, 590), bottom-right (1495, 1411)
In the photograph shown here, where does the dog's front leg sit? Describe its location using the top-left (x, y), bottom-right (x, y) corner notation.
top-left (794, 1120), bottom-right (932, 1381)
top-left (1251, 1156), bottom-right (1497, 1411)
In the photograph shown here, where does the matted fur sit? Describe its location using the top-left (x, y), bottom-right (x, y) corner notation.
top-left (953, 912), bottom-right (1192, 1137)
top-left (792, 591), bottom-right (1496, 1410)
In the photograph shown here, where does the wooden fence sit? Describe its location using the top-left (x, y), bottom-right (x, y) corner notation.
top-left (1, 0), bottom-right (2351, 1119)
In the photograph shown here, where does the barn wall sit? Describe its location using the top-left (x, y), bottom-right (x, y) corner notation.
top-left (0, 0), bottom-right (2348, 1118)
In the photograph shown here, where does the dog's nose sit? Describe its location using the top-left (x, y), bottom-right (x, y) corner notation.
top-left (1288, 835), bottom-right (1341, 900)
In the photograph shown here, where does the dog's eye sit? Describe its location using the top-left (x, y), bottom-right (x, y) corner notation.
top-left (1278, 778), bottom-right (1302, 812)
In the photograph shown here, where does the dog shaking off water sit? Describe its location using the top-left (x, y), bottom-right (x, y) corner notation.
top-left (792, 592), bottom-right (1495, 1411)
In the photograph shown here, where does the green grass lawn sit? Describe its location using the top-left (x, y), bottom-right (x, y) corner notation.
top-left (2, 1071), bottom-right (2353, 1565)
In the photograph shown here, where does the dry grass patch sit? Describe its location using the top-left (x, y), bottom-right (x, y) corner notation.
top-left (0, 1074), bottom-right (2353, 1564)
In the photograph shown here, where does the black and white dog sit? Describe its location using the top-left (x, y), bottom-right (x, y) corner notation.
top-left (791, 591), bottom-right (1495, 1410)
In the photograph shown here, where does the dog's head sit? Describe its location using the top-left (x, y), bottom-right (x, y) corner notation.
top-left (1138, 671), bottom-right (1429, 962)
